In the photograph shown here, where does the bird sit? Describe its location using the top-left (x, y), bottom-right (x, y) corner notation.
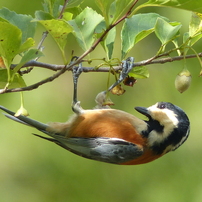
top-left (0, 57), bottom-right (190, 165)
top-left (0, 97), bottom-right (190, 165)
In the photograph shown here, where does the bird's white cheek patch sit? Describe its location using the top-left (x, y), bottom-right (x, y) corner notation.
top-left (148, 106), bottom-right (179, 128)
top-left (147, 106), bottom-right (179, 146)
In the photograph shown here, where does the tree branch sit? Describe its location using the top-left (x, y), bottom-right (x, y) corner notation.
top-left (11, 52), bottom-right (202, 72)
top-left (3, 52), bottom-right (201, 94)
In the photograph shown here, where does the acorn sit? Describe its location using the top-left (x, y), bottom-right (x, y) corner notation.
top-left (175, 69), bottom-right (191, 93)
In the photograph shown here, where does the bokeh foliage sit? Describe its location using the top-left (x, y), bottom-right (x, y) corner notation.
top-left (0, 0), bottom-right (202, 202)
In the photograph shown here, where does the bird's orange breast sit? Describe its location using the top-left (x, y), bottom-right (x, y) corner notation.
top-left (68, 109), bottom-right (147, 146)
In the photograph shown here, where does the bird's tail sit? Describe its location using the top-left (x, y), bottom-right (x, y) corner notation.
top-left (0, 105), bottom-right (48, 133)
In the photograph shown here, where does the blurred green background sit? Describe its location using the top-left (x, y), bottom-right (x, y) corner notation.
top-left (0, 0), bottom-right (202, 202)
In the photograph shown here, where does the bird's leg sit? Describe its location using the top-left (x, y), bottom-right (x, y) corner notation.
top-left (72, 62), bottom-right (84, 114)
top-left (107, 57), bottom-right (134, 92)
top-left (95, 57), bottom-right (135, 108)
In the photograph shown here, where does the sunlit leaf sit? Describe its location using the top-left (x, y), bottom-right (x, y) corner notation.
top-left (190, 33), bottom-right (202, 46)
top-left (39, 19), bottom-right (72, 56)
top-left (13, 49), bottom-right (44, 74)
top-left (189, 12), bottom-right (202, 37)
top-left (18, 38), bottom-right (35, 54)
top-left (62, 12), bottom-right (73, 21)
top-left (0, 22), bottom-right (21, 69)
top-left (0, 7), bottom-right (36, 43)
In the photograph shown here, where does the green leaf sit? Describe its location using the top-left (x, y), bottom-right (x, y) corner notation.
top-left (0, 7), bottom-right (36, 43)
top-left (95, 0), bottom-right (115, 25)
top-left (13, 49), bottom-right (44, 74)
top-left (65, 7), bottom-right (82, 18)
top-left (14, 73), bottom-right (27, 88)
top-left (101, 27), bottom-right (116, 59)
top-left (66, 0), bottom-right (83, 8)
top-left (62, 12), bottom-right (73, 21)
top-left (183, 32), bottom-right (190, 43)
top-left (95, 0), bottom-right (135, 25)
top-left (121, 13), bottom-right (168, 59)
top-left (0, 22), bottom-right (22, 69)
top-left (112, 0), bottom-right (136, 23)
top-left (18, 38), bottom-right (35, 54)
top-left (0, 20), bottom-right (35, 84)
top-left (190, 33), bottom-right (202, 46)
top-left (139, 0), bottom-right (202, 13)
top-left (182, 13), bottom-right (202, 52)
top-left (0, 69), bottom-right (26, 89)
top-left (189, 12), bottom-right (202, 37)
top-left (155, 18), bottom-right (181, 45)
top-left (68, 7), bottom-right (104, 51)
top-left (42, 0), bottom-right (63, 18)
top-left (35, 10), bottom-right (54, 20)
top-left (39, 19), bottom-right (72, 58)
top-left (129, 66), bottom-right (149, 79)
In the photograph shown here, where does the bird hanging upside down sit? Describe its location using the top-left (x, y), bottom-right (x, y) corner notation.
top-left (0, 57), bottom-right (190, 165)
top-left (0, 96), bottom-right (190, 165)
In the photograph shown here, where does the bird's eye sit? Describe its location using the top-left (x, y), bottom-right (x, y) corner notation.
top-left (159, 103), bottom-right (166, 109)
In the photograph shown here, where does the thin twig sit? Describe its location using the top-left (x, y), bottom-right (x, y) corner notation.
top-left (3, 65), bottom-right (69, 93)
top-left (58, 0), bottom-right (70, 19)
top-left (37, 31), bottom-right (48, 51)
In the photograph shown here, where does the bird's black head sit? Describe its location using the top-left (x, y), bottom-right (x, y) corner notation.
top-left (135, 102), bottom-right (190, 154)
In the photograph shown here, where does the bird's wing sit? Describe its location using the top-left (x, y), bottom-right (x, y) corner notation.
top-left (46, 136), bottom-right (144, 164)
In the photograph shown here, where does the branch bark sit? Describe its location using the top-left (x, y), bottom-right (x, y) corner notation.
top-left (12, 52), bottom-right (202, 72)
top-left (3, 52), bottom-right (201, 94)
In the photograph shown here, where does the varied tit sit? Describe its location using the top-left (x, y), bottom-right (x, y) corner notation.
top-left (0, 58), bottom-right (190, 165)
top-left (0, 97), bottom-right (190, 165)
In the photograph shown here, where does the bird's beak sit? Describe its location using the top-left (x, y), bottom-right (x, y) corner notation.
top-left (135, 106), bottom-right (151, 119)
